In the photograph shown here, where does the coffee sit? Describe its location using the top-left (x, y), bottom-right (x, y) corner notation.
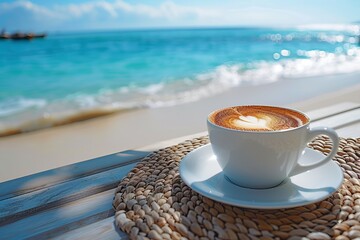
top-left (207, 105), bottom-right (339, 188)
top-left (209, 105), bottom-right (308, 131)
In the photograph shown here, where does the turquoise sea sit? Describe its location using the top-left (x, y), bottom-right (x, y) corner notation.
top-left (0, 26), bottom-right (359, 135)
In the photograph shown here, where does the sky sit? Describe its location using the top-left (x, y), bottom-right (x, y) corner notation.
top-left (0, 0), bottom-right (360, 32)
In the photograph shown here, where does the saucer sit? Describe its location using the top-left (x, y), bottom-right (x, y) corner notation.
top-left (179, 144), bottom-right (343, 209)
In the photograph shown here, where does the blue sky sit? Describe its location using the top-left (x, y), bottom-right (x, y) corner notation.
top-left (1, 0), bottom-right (359, 32)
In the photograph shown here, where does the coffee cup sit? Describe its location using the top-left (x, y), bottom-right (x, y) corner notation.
top-left (207, 105), bottom-right (339, 189)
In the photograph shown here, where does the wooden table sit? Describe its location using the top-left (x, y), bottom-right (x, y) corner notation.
top-left (0, 103), bottom-right (359, 239)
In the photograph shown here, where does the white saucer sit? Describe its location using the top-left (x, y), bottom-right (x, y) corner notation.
top-left (179, 144), bottom-right (343, 209)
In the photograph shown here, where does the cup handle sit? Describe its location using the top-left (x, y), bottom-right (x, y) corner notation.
top-left (290, 127), bottom-right (339, 176)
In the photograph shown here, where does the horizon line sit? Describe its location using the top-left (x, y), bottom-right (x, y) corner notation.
top-left (5, 23), bottom-right (358, 35)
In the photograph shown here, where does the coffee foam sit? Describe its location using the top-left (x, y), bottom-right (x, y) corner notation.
top-left (209, 106), bottom-right (308, 131)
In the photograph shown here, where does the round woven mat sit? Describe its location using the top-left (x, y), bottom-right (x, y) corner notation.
top-left (113, 136), bottom-right (360, 240)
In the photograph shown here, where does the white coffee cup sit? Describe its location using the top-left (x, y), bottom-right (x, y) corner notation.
top-left (207, 105), bottom-right (339, 189)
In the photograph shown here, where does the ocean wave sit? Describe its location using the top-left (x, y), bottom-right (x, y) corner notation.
top-left (1, 48), bottom-right (360, 136)
top-left (0, 98), bottom-right (47, 117)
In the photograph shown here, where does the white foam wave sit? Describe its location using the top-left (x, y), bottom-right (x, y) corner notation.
top-left (130, 48), bottom-right (360, 109)
top-left (138, 83), bottom-right (165, 94)
top-left (1, 49), bottom-right (360, 135)
top-left (0, 98), bottom-right (47, 117)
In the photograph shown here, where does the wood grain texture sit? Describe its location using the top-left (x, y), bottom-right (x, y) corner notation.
top-left (307, 102), bottom-right (359, 121)
top-left (0, 163), bottom-right (137, 222)
top-left (336, 121), bottom-right (360, 138)
top-left (311, 107), bottom-right (360, 129)
top-left (0, 150), bottom-right (149, 201)
top-left (0, 190), bottom-right (117, 239)
top-left (52, 217), bottom-right (127, 240)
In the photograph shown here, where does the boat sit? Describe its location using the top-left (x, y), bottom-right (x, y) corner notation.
top-left (0, 31), bottom-right (47, 40)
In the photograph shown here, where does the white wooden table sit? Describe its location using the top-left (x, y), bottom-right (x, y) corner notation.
top-left (0, 103), bottom-right (359, 239)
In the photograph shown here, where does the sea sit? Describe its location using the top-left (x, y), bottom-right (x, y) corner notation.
top-left (0, 26), bottom-right (360, 136)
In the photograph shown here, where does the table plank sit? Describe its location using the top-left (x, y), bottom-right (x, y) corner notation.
top-left (336, 121), bottom-right (360, 138)
top-left (0, 190), bottom-right (119, 239)
top-left (306, 102), bottom-right (359, 121)
top-left (0, 150), bottom-right (150, 201)
top-left (310, 107), bottom-right (360, 130)
top-left (0, 163), bottom-right (137, 221)
top-left (52, 217), bottom-right (127, 240)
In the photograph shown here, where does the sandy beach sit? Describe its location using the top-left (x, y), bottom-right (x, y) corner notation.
top-left (0, 72), bottom-right (359, 182)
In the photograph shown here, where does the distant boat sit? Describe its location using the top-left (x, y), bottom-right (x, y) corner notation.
top-left (0, 32), bottom-right (47, 40)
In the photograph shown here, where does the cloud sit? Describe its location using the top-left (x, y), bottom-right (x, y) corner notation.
top-left (60, 1), bottom-right (119, 18)
top-left (0, 0), bottom-right (310, 31)
top-left (0, 0), bottom-right (216, 20)
top-left (0, 0), bottom-right (223, 31)
top-left (0, 1), bottom-right (61, 18)
top-left (143, 1), bottom-right (217, 19)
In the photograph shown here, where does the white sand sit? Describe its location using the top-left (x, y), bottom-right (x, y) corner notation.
top-left (0, 72), bottom-right (359, 182)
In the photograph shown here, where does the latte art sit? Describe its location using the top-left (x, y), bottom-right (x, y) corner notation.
top-left (234, 115), bottom-right (272, 130)
top-left (209, 106), bottom-right (308, 131)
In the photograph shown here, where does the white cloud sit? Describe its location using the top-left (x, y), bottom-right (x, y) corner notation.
top-left (60, 1), bottom-right (119, 18)
top-left (0, 1), bottom-right (61, 18)
top-left (0, 0), bottom-right (310, 30)
top-left (0, 0), bottom-right (217, 20)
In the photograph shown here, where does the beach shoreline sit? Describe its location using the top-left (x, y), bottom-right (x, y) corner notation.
top-left (0, 72), bottom-right (360, 182)
top-left (2, 27), bottom-right (360, 138)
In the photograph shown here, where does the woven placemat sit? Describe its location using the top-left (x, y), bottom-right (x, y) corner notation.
top-left (113, 136), bottom-right (360, 240)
